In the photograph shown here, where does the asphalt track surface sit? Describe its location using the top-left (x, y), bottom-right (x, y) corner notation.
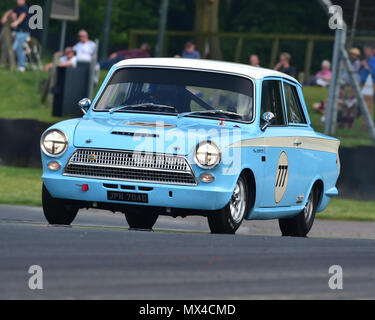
top-left (0, 205), bottom-right (375, 299)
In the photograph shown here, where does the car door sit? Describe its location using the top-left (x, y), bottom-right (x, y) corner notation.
top-left (258, 78), bottom-right (300, 208)
top-left (281, 80), bottom-right (314, 203)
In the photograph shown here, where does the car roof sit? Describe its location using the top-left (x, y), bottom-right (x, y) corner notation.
top-left (115, 58), bottom-right (300, 84)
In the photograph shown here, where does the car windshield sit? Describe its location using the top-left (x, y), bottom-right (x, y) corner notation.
top-left (94, 67), bottom-right (254, 122)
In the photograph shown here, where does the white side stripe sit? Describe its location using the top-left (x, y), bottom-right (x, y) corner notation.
top-left (230, 137), bottom-right (340, 155)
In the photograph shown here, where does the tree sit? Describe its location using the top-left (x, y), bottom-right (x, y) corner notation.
top-left (194, 0), bottom-right (222, 60)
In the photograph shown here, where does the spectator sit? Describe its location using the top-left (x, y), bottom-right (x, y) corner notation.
top-left (274, 52), bottom-right (297, 78)
top-left (311, 60), bottom-right (332, 87)
top-left (44, 47), bottom-right (77, 72)
top-left (99, 43), bottom-right (151, 70)
top-left (249, 54), bottom-right (260, 67)
top-left (359, 44), bottom-right (375, 130)
top-left (314, 49), bottom-right (363, 129)
top-left (336, 48), bottom-right (362, 129)
top-left (73, 30), bottom-right (96, 62)
top-left (1, 0), bottom-right (30, 72)
top-left (181, 41), bottom-right (201, 59)
top-left (316, 60), bottom-right (332, 84)
top-left (360, 44), bottom-right (375, 84)
top-left (342, 48), bottom-right (361, 85)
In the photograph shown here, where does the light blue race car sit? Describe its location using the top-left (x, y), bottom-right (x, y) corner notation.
top-left (40, 58), bottom-right (340, 236)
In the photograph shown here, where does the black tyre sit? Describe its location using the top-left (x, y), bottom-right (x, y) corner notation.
top-left (42, 184), bottom-right (78, 225)
top-left (278, 188), bottom-right (317, 237)
top-left (125, 207), bottom-right (159, 230)
top-left (207, 175), bottom-right (249, 234)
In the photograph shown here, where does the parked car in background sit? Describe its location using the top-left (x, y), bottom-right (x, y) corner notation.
top-left (40, 58), bottom-right (340, 236)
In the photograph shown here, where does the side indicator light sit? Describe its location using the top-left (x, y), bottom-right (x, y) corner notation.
top-left (200, 173), bottom-right (215, 183)
top-left (82, 184), bottom-right (89, 192)
top-left (47, 161), bottom-right (61, 171)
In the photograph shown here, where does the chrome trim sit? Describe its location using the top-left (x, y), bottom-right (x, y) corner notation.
top-left (66, 162), bottom-right (194, 174)
top-left (63, 172), bottom-right (197, 186)
top-left (123, 121), bottom-right (177, 128)
top-left (68, 149), bottom-right (190, 170)
top-left (78, 98), bottom-right (91, 115)
top-left (63, 148), bottom-right (197, 186)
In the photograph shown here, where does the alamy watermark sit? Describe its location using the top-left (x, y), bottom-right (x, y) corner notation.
top-left (328, 265), bottom-right (343, 290)
top-left (28, 5), bottom-right (43, 30)
top-left (28, 265), bottom-right (43, 290)
top-left (328, 5), bottom-right (344, 30)
top-left (129, 123), bottom-right (243, 176)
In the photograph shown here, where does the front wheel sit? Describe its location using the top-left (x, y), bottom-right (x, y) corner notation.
top-left (125, 207), bottom-right (159, 230)
top-left (278, 188), bottom-right (317, 237)
top-left (207, 175), bottom-right (249, 234)
top-left (42, 184), bottom-right (79, 225)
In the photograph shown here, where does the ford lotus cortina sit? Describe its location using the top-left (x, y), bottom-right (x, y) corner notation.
top-left (40, 58), bottom-right (340, 236)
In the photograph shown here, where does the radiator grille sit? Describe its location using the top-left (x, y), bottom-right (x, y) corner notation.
top-left (64, 149), bottom-right (196, 185)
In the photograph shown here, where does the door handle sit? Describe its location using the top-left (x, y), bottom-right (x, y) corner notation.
top-left (293, 139), bottom-right (302, 146)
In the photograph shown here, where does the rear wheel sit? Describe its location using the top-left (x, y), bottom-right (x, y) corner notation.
top-left (42, 184), bottom-right (78, 225)
top-left (125, 207), bottom-right (159, 230)
top-left (278, 188), bottom-right (317, 237)
top-left (207, 175), bottom-right (249, 234)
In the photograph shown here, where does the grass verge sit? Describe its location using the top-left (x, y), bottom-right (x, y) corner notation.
top-left (0, 166), bottom-right (42, 207)
top-left (0, 67), bottom-right (107, 123)
top-left (0, 165), bottom-right (374, 222)
top-left (0, 68), bottom-right (60, 123)
top-left (317, 198), bottom-right (375, 222)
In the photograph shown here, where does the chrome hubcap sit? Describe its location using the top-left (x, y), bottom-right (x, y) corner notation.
top-left (229, 179), bottom-right (246, 223)
top-left (304, 192), bottom-right (314, 223)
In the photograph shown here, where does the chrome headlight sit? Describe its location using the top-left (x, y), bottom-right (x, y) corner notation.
top-left (194, 141), bottom-right (221, 169)
top-left (41, 129), bottom-right (68, 157)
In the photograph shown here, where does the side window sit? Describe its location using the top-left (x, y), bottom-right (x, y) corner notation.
top-left (283, 83), bottom-right (307, 124)
top-left (261, 80), bottom-right (285, 126)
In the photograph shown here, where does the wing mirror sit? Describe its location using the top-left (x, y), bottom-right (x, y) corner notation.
top-left (78, 98), bottom-right (91, 114)
top-left (261, 112), bottom-right (275, 131)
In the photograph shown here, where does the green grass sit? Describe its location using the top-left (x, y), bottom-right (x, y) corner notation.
top-left (0, 67), bottom-right (107, 123)
top-left (0, 165), bottom-right (374, 222)
top-left (0, 68), bottom-right (61, 123)
top-left (302, 86), bottom-right (374, 147)
top-left (317, 198), bottom-right (375, 222)
top-left (0, 166), bottom-right (42, 207)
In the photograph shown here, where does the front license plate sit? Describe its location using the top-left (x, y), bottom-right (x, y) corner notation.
top-left (107, 191), bottom-right (149, 203)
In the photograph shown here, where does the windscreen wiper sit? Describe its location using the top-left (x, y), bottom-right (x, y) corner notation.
top-left (109, 103), bottom-right (176, 114)
top-left (178, 110), bottom-right (242, 119)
